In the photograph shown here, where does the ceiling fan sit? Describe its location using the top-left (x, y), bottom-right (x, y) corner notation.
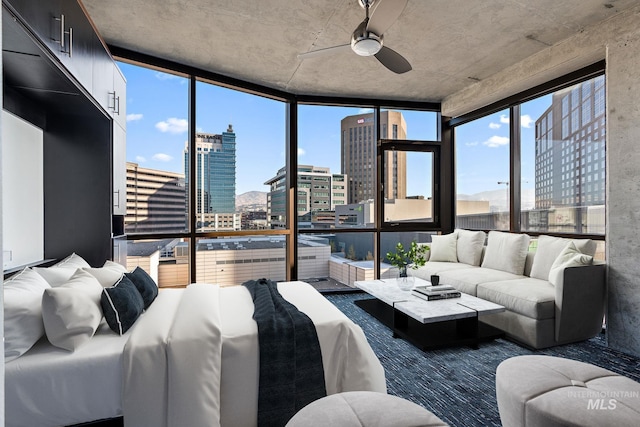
top-left (298, 0), bottom-right (412, 74)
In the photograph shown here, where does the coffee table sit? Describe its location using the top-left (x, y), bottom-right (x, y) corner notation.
top-left (354, 277), bottom-right (505, 350)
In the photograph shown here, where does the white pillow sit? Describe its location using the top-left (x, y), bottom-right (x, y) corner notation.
top-left (530, 235), bottom-right (597, 280)
top-left (548, 241), bottom-right (593, 287)
top-left (4, 268), bottom-right (51, 362)
top-left (32, 266), bottom-right (77, 287)
top-left (455, 229), bottom-right (486, 266)
top-left (41, 269), bottom-right (104, 351)
top-left (481, 231), bottom-right (530, 275)
top-left (54, 252), bottom-right (91, 269)
top-left (83, 260), bottom-right (128, 287)
top-left (429, 233), bottom-right (458, 262)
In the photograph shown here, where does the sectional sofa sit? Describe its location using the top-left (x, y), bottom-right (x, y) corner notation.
top-left (408, 230), bottom-right (606, 349)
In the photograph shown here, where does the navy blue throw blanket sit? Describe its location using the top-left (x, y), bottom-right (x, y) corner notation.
top-left (243, 278), bottom-right (326, 427)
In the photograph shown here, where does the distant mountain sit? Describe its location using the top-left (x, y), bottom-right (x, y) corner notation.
top-left (236, 191), bottom-right (267, 208)
top-left (457, 188), bottom-right (535, 211)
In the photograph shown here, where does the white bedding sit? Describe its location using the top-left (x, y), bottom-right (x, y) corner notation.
top-left (5, 281), bottom-right (386, 427)
top-left (5, 321), bottom-right (130, 427)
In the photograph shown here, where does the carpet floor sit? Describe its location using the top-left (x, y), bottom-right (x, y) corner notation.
top-left (325, 292), bottom-right (640, 427)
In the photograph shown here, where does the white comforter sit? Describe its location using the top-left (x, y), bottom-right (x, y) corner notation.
top-left (123, 281), bottom-right (386, 427)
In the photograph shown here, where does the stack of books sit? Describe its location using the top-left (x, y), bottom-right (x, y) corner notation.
top-left (412, 284), bottom-right (461, 301)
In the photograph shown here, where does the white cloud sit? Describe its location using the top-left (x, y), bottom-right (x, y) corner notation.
top-left (483, 135), bottom-right (509, 148)
top-left (152, 153), bottom-right (173, 162)
top-left (465, 142), bottom-right (479, 147)
top-left (358, 108), bottom-right (374, 114)
top-left (156, 118), bottom-right (188, 134)
top-left (298, 148), bottom-right (306, 156)
top-left (499, 114), bottom-right (510, 124)
top-left (489, 122), bottom-right (501, 129)
top-left (521, 114), bottom-right (534, 128)
top-left (127, 113), bottom-right (143, 122)
top-left (135, 156), bottom-right (146, 163)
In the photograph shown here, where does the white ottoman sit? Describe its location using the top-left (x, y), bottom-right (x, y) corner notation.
top-left (496, 355), bottom-right (640, 427)
top-left (285, 391), bottom-right (448, 427)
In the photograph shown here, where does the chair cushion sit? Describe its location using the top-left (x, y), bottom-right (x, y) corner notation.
top-left (408, 262), bottom-right (474, 281)
top-left (497, 355), bottom-right (640, 427)
top-left (548, 242), bottom-right (593, 287)
top-left (438, 267), bottom-right (522, 296)
top-left (285, 391), bottom-right (448, 427)
top-left (478, 278), bottom-right (555, 319)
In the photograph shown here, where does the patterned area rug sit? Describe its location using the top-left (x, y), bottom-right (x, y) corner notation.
top-left (325, 292), bottom-right (640, 427)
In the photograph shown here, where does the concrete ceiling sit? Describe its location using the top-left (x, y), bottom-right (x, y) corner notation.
top-left (82, 0), bottom-right (638, 103)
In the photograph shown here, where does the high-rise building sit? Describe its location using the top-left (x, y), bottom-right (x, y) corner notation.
top-left (340, 111), bottom-right (407, 204)
top-left (125, 162), bottom-right (186, 233)
top-left (184, 125), bottom-right (237, 228)
top-left (535, 76), bottom-right (606, 209)
top-left (264, 165), bottom-right (347, 228)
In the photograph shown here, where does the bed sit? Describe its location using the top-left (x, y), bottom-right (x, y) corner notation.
top-left (5, 280), bottom-right (386, 427)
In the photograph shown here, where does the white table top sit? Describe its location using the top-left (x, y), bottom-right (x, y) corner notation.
top-left (355, 278), bottom-right (505, 324)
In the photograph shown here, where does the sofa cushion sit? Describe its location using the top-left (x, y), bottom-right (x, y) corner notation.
top-left (438, 267), bottom-right (522, 296)
top-left (548, 242), bottom-right (593, 287)
top-left (478, 278), bottom-right (555, 320)
top-left (455, 229), bottom-right (486, 266)
top-left (408, 262), bottom-right (473, 281)
top-left (481, 231), bottom-right (530, 275)
top-left (530, 235), bottom-right (597, 280)
top-left (429, 233), bottom-right (458, 262)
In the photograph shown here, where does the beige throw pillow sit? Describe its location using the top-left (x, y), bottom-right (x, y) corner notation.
top-left (548, 241), bottom-right (593, 287)
top-left (429, 233), bottom-right (458, 262)
top-left (530, 235), bottom-right (596, 280)
top-left (455, 229), bottom-right (486, 266)
top-left (481, 231), bottom-right (530, 275)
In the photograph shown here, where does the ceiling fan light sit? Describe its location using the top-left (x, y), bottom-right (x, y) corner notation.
top-left (351, 36), bottom-right (382, 56)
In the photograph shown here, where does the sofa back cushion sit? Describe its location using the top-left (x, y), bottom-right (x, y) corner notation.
top-left (481, 231), bottom-right (530, 275)
top-left (530, 235), bottom-right (597, 280)
top-left (455, 229), bottom-right (486, 266)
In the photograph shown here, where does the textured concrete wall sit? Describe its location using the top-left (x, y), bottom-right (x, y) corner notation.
top-left (443, 6), bottom-right (640, 357)
top-left (605, 20), bottom-right (640, 357)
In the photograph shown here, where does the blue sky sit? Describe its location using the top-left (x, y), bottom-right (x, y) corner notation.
top-left (119, 61), bottom-right (552, 197)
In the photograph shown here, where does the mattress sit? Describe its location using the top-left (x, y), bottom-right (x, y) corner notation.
top-left (4, 321), bottom-right (131, 427)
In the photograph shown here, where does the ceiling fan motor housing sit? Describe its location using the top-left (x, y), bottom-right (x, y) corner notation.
top-left (351, 20), bottom-right (383, 56)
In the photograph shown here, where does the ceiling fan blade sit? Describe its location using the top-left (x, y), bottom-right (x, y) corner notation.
top-left (374, 46), bottom-right (412, 74)
top-left (298, 44), bottom-right (351, 60)
top-left (366, 0), bottom-right (408, 35)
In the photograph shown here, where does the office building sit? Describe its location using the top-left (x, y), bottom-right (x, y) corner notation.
top-left (185, 127), bottom-right (237, 214)
top-left (125, 162), bottom-right (186, 233)
top-left (535, 76), bottom-right (606, 209)
top-left (341, 111), bottom-right (407, 204)
top-left (265, 165), bottom-right (347, 228)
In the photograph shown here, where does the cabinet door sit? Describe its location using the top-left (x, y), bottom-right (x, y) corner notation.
top-left (56, 0), bottom-right (93, 90)
top-left (92, 45), bottom-right (115, 116)
top-left (5, 0), bottom-right (63, 56)
top-left (113, 122), bottom-right (127, 215)
top-left (113, 65), bottom-right (127, 129)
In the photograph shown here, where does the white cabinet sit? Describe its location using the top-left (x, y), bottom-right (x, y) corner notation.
top-left (113, 120), bottom-right (127, 216)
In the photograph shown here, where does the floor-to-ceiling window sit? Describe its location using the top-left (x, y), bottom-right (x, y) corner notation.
top-left (520, 75), bottom-right (606, 258)
top-left (454, 110), bottom-right (511, 231)
top-left (451, 65), bottom-right (606, 259)
top-left (118, 62), bottom-right (191, 286)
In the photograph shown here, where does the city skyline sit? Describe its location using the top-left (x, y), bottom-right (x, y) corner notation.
top-left (119, 61), bottom-right (551, 199)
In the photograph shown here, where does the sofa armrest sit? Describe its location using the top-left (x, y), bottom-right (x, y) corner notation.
top-left (555, 262), bottom-right (606, 343)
